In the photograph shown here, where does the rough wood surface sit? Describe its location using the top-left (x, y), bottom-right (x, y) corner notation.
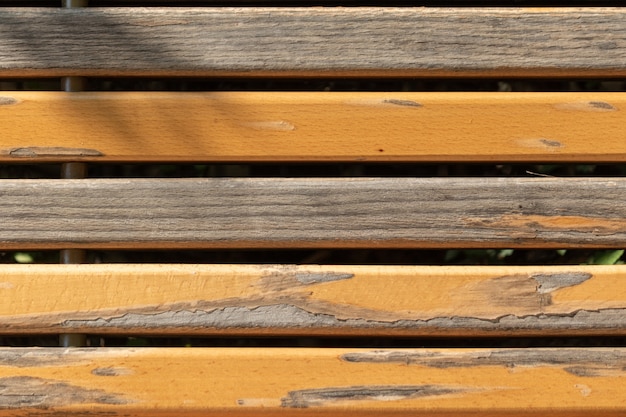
top-left (0, 347), bottom-right (625, 416)
top-left (3, 177), bottom-right (626, 249)
top-left (1, 8), bottom-right (626, 77)
top-left (2, 92), bottom-right (626, 162)
top-left (1, 264), bottom-right (626, 336)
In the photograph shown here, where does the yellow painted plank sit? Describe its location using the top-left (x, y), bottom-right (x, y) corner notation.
top-left (1, 347), bottom-right (625, 416)
top-left (1, 92), bottom-right (626, 162)
top-left (2, 264), bottom-right (625, 336)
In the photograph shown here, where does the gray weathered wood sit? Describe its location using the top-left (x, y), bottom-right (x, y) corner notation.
top-left (2, 177), bottom-right (626, 249)
top-left (1, 8), bottom-right (625, 77)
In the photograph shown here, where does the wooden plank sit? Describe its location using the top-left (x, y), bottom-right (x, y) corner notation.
top-left (1, 8), bottom-right (626, 77)
top-left (2, 92), bottom-right (626, 162)
top-left (1, 347), bottom-right (625, 416)
top-left (2, 264), bottom-right (626, 336)
top-left (3, 177), bottom-right (626, 249)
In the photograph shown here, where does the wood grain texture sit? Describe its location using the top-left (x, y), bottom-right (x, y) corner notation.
top-left (2, 92), bottom-right (626, 162)
top-left (0, 178), bottom-right (626, 250)
top-left (3, 177), bottom-right (626, 249)
top-left (1, 264), bottom-right (626, 336)
top-left (1, 347), bottom-right (625, 416)
top-left (1, 8), bottom-right (626, 77)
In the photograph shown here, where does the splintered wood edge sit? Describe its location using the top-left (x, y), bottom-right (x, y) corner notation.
top-left (2, 264), bottom-right (626, 336)
top-left (0, 8), bottom-right (625, 77)
top-left (0, 347), bottom-right (625, 416)
top-left (1, 92), bottom-right (626, 162)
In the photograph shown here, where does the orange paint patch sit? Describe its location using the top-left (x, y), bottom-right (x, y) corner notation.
top-left (474, 215), bottom-right (626, 232)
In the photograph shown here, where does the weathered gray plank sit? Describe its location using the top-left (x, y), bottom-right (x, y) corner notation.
top-left (1, 8), bottom-right (625, 77)
top-left (2, 177), bottom-right (626, 249)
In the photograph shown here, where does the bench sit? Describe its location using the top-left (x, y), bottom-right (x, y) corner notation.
top-left (1, 1), bottom-right (626, 415)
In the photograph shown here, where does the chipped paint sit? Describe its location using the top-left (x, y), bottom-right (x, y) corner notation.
top-left (555, 101), bottom-right (617, 112)
top-left (463, 274), bottom-right (544, 312)
top-left (58, 304), bottom-right (626, 335)
top-left (383, 99), bottom-right (422, 107)
top-left (539, 138), bottom-right (562, 147)
top-left (0, 96), bottom-right (19, 106)
top-left (467, 272), bottom-right (593, 312)
top-left (589, 101), bottom-right (616, 110)
top-left (0, 349), bottom-right (86, 368)
top-left (465, 214), bottom-right (626, 234)
top-left (340, 349), bottom-right (626, 378)
top-left (0, 376), bottom-right (130, 408)
top-left (531, 272), bottom-right (592, 294)
top-left (347, 98), bottom-right (422, 108)
top-left (91, 367), bottom-right (134, 376)
top-left (281, 385), bottom-right (465, 408)
top-left (255, 265), bottom-right (354, 292)
top-left (294, 272), bottom-right (354, 285)
top-left (516, 138), bottom-right (564, 150)
top-left (5, 147), bottom-right (103, 158)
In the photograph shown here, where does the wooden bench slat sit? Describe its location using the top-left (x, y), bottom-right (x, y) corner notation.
top-left (1, 8), bottom-right (626, 77)
top-left (2, 92), bottom-right (626, 162)
top-left (1, 264), bottom-right (625, 336)
top-left (1, 347), bottom-right (625, 415)
top-left (2, 177), bottom-right (626, 249)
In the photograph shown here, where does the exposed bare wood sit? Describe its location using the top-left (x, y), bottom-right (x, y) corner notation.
top-left (1, 264), bottom-right (625, 336)
top-left (1, 177), bottom-right (626, 249)
top-left (2, 92), bottom-right (626, 162)
top-left (0, 347), bottom-right (625, 416)
top-left (1, 8), bottom-right (626, 77)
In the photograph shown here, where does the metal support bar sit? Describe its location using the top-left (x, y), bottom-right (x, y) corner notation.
top-left (62, 0), bottom-right (88, 7)
top-left (61, 76), bottom-right (87, 93)
top-left (59, 0), bottom-right (88, 349)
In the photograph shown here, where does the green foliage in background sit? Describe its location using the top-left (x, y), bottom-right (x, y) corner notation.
top-left (585, 249), bottom-right (624, 265)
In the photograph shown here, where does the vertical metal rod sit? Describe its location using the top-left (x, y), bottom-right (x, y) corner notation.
top-left (60, 0), bottom-right (88, 349)
top-left (62, 0), bottom-right (88, 7)
top-left (61, 77), bottom-right (87, 93)
top-left (59, 161), bottom-right (87, 266)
